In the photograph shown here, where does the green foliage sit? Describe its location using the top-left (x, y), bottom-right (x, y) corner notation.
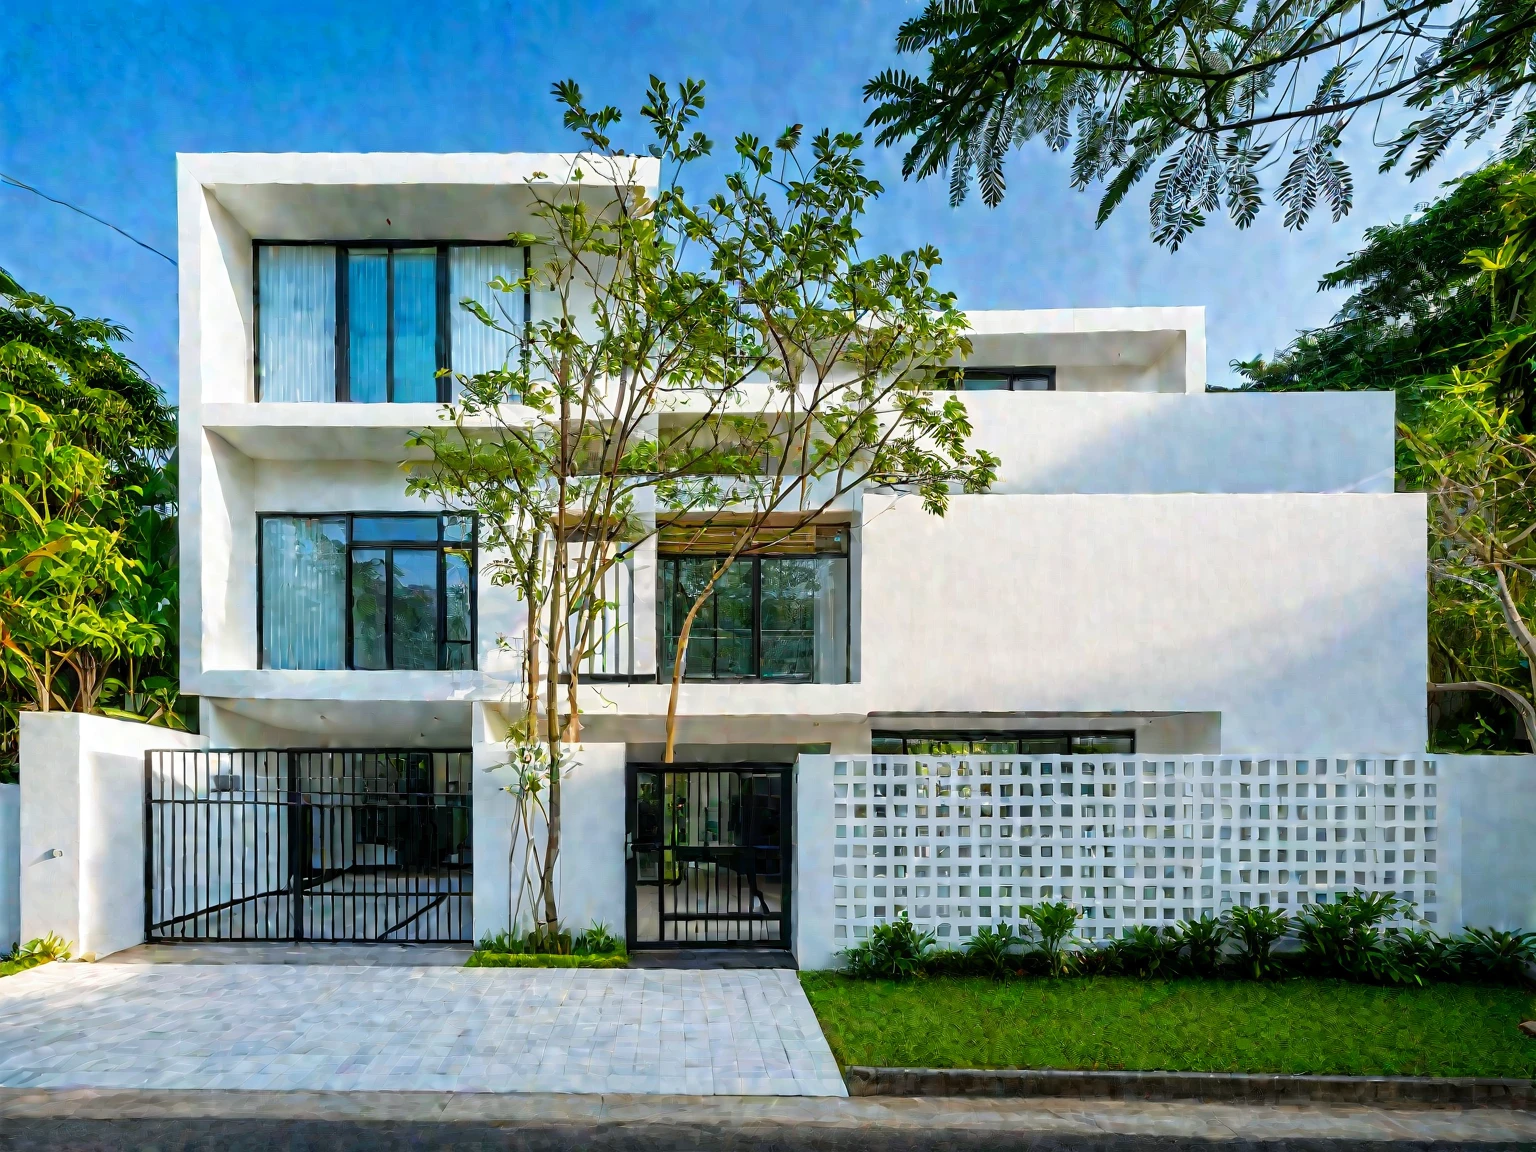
top-left (1459, 927), bottom-right (1536, 981)
top-left (1113, 924), bottom-right (1183, 978)
top-left (840, 913), bottom-right (936, 980)
top-left (801, 973), bottom-right (1536, 1077)
top-left (1175, 914), bottom-right (1229, 977)
top-left (1293, 890), bottom-right (1418, 984)
top-left (0, 933), bottom-right (73, 977)
top-left (1021, 900), bottom-right (1079, 976)
top-left (1221, 905), bottom-right (1291, 979)
top-left (962, 922), bottom-right (1019, 978)
top-left (466, 952), bottom-right (627, 969)
top-left (411, 78), bottom-right (995, 934)
top-left (1235, 157), bottom-right (1536, 749)
top-left (0, 270), bottom-right (182, 775)
top-left (474, 921), bottom-right (625, 959)
top-left (864, 0), bottom-right (1536, 246)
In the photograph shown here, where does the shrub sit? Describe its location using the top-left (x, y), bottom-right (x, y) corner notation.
top-left (1, 934), bottom-right (71, 975)
top-left (1223, 905), bottom-right (1290, 979)
top-left (1458, 927), bottom-right (1536, 982)
top-left (1176, 914), bottom-right (1229, 977)
top-left (1022, 901), bottom-right (1079, 976)
top-left (841, 913), bottom-right (935, 979)
top-left (964, 922), bottom-right (1019, 978)
top-left (573, 922), bottom-right (623, 956)
top-left (1116, 924), bottom-right (1182, 977)
top-left (1294, 890), bottom-right (1413, 983)
top-left (1388, 927), bottom-right (1460, 983)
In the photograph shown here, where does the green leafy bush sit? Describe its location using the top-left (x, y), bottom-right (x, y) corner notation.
top-left (466, 953), bottom-right (627, 969)
top-left (1459, 927), bottom-right (1536, 982)
top-left (840, 913), bottom-right (935, 980)
top-left (963, 922), bottom-right (1019, 978)
top-left (475, 921), bottom-right (624, 960)
top-left (1176, 914), bottom-right (1229, 977)
top-left (1222, 905), bottom-right (1290, 979)
top-left (1294, 891), bottom-right (1414, 983)
top-left (1022, 901), bottom-right (1079, 976)
top-left (1113, 924), bottom-right (1183, 977)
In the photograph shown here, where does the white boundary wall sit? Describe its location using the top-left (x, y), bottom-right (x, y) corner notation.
top-left (0, 784), bottom-right (17, 952)
top-left (20, 713), bottom-right (207, 960)
top-left (793, 752), bottom-right (1536, 970)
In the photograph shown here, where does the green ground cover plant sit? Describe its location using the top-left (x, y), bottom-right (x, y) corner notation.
top-left (467, 921), bottom-right (627, 968)
top-left (800, 973), bottom-right (1536, 1077)
top-left (0, 934), bottom-right (70, 978)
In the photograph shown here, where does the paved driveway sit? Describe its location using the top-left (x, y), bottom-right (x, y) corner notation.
top-left (0, 963), bottom-right (846, 1096)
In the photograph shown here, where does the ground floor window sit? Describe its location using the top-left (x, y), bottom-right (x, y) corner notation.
top-left (871, 731), bottom-right (1135, 755)
top-left (657, 524), bottom-right (849, 682)
top-left (259, 513), bottom-right (475, 670)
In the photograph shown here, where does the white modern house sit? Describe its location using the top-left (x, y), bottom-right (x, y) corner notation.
top-left (148, 150), bottom-right (1435, 967)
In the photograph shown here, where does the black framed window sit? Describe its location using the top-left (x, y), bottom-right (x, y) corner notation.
top-left (960, 366), bottom-right (1056, 391)
top-left (254, 242), bottom-right (528, 403)
top-left (658, 525), bottom-right (850, 683)
top-left (870, 731), bottom-right (1135, 755)
top-left (259, 513), bottom-right (476, 671)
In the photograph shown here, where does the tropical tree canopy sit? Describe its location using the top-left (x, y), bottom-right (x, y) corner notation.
top-left (1239, 157), bottom-right (1536, 749)
top-left (0, 270), bottom-right (182, 779)
top-left (864, 0), bottom-right (1536, 247)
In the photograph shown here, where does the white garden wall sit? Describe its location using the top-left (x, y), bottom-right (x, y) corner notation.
top-left (0, 784), bottom-right (18, 953)
top-left (792, 751), bottom-right (1536, 971)
top-left (19, 713), bottom-right (207, 960)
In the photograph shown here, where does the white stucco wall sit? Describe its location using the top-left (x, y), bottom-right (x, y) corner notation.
top-left (965, 392), bottom-right (1395, 494)
top-left (0, 784), bottom-right (17, 953)
top-left (19, 713), bottom-right (208, 959)
top-left (860, 492), bottom-right (1427, 751)
top-left (793, 755), bottom-right (838, 970)
top-left (1448, 754), bottom-right (1536, 931)
top-left (472, 703), bottom-right (625, 942)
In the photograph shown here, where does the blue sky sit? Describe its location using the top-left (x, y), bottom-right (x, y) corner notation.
top-left (0, 0), bottom-right (1495, 400)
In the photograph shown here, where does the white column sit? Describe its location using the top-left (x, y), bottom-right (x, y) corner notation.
top-left (793, 753), bottom-right (837, 969)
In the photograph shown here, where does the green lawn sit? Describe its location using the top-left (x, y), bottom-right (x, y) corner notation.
top-left (800, 973), bottom-right (1536, 1078)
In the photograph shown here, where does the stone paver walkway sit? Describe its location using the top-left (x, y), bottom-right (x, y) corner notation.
top-left (0, 963), bottom-right (845, 1097)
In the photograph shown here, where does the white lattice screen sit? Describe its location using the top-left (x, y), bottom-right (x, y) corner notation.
top-left (828, 755), bottom-right (1443, 945)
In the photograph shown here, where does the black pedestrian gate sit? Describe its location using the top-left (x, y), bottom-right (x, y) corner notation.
top-left (626, 764), bottom-right (791, 948)
top-left (146, 749), bottom-right (472, 942)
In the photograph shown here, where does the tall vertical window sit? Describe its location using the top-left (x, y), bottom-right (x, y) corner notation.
top-left (254, 242), bottom-right (526, 402)
top-left (255, 246), bottom-right (337, 402)
top-left (658, 524), bottom-right (849, 683)
top-left (260, 513), bottom-right (476, 670)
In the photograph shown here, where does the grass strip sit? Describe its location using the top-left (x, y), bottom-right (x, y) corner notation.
top-left (465, 952), bottom-right (627, 969)
top-left (801, 972), bottom-right (1536, 1078)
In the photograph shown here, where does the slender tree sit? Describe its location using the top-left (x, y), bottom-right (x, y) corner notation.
top-left (409, 78), bottom-right (997, 937)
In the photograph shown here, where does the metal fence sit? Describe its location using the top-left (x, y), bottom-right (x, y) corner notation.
top-left (146, 749), bottom-right (472, 943)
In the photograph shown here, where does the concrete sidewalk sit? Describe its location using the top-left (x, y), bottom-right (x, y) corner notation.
top-left (0, 962), bottom-right (845, 1096)
top-left (3, 1088), bottom-right (1536, 1148)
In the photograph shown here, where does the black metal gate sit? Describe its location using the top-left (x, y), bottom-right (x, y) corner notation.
top-left (626, 764), bottom-right (791, 948)
top-left (146, 749), bottom-right (472, 942)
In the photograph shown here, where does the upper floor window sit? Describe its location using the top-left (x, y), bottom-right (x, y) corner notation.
top-left (960, 367), bottom-right (1056, 391)
top-left (658, 523), bottom-right (850, 683)
top-left (259, 513), bottom-right (475, 670)
top-left (254, 243), bottom-right (526, 402)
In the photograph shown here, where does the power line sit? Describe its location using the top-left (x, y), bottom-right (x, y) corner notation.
top-left (1, 172), bottom-right (176, 266)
